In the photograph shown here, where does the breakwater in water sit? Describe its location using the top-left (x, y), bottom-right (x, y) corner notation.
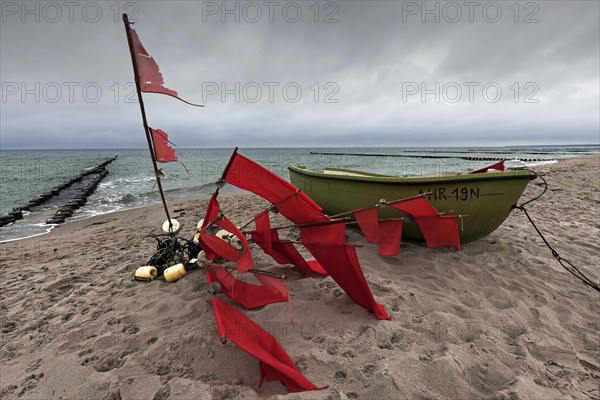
top-left (309, 152), bottom-right (552, 163)
top-left (0, 157), bottom-right (117, 227)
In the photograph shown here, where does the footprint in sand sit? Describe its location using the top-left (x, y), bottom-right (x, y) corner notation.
top-left (92, 352), bottom-right (129, 372)
top-left (18, 372), bottom-right (44, 397)
top-left (122, 324), bottom-right (139, 335)
top-left (334, 370), bottom-right (347, 382)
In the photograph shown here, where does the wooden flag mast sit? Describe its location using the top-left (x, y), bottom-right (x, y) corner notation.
top-left (122, 13), bottom-right (173, 228)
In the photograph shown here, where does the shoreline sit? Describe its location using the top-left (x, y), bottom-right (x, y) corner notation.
top-left (0, 155), bottom-right (598, 399)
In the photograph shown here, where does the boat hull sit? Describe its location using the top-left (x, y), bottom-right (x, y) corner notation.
top-left (288, 166), bottom-right (537, 243)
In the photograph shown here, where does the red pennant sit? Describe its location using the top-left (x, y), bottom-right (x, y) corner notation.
top-left (389, 195), bottom-right (460, 250)
top-left (415, 216), bottom-right (461, 250)
top-left (254, 210), bottom-right (273, 255)
top-left (377, 218), bottom-right (403, 256)
top-left (198, 191), bottom-right (222, 260)
top-left (470, 160), bottom-right (505, 174)
top-left (249, 229), bottom-right (327, 275)
top-left (206, 267), bottom-right (288, 308)
top-left (210, 298), bottom-right (326, 392)
top-left (201, 191), bottom-right (220, 230)
top-left (150, 128), bottom-right (178, 163)
top-left (223, 152), bottom-right (326, 224)
top-left (299, 220), bottom-right (346, 245)
top-left (199, 231), bottom-right (241, 261)
top-left (300, 237), bottom-right (391, 320)
top-left (215, 216), bottom-right (254, 272)
top-left (130, 28), bottom-right (203, 107)
top-left (274, 192), bottom-right (329, 224)
top-left (353, 207), bottom-right (380, 243)
top-left (388, 196), bottom-right (439, 217)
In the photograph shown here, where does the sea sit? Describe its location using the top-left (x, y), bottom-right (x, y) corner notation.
top-left (1, 146), bottom-right (598, 242)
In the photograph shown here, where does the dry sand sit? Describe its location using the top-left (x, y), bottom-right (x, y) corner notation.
top-left (1, 156), bottom-right (599, 400)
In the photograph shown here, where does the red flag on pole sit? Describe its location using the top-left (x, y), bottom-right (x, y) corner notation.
top-left (300, 241), bottom-right (391, 320)
top-left (130, 28), bottom-right (203, 107)
top-left (353, 207), bottom-right (404, 256)
top-left (470, 160), bottom-right (505, 174)
top-left (201, 190), bottom-right (220, 231)
top-left (377, 218), bottom-right (404, 256)
top-left (353, 207), bottom-right (380, 243)
top-left (388, 195), bottom-right (460, 250)
top-left (215, 215), bottom-right (254, 272)
top-left (223, 152), bottom-right (326, 224)
top-left (254, 210), bottom-right (273, 255)
top-left (388, 195), bottom-right (439, 217)
top-left (415, 216), bottom-right (461, 250)
top-left (199, 232), bottom-right (241, 261)
top-left (249, 229), bottom-right (328, 275)
top-left (210, 298), bottom-right (325, 392)
top-left (206, 267), bottom-right (288, 309)
top-left (150, 128), bottom-right (178, 163)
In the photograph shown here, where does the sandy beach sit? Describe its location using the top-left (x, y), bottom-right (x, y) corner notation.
top-left (1, 156), bottom-right (598, 400)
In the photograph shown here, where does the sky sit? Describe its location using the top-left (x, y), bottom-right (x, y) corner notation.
top-left (1, 0), bottom-right (599, 149)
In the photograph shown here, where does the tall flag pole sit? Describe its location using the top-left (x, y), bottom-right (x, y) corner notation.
top-left (122, 13), bottom-right (173, 228)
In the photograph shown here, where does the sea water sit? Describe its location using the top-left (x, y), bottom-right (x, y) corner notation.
top-left (1, 146), bottom-right (598, 242)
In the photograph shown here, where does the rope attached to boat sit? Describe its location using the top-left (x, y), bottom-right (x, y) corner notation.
top-left (514, 170), bottom-right (600, 293)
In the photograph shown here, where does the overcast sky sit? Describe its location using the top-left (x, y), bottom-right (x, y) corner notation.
top-left (1, 1), bottom-right (598, 149)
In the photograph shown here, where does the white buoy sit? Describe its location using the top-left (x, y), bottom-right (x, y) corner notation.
top-left (215, 229), bottom-right (231, 239)
top-left (230, 236), bottom-right (243, 250)
top-left (197, 219), bottom-right (204, 231)
top-left (162, 219), bottom-right (180, 233)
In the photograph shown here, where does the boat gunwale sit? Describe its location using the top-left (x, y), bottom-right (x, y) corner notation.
top-left (288, 165), bottom-right (538, 185)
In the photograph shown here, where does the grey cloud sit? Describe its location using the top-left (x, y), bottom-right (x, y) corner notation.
top-left (1, 0), bottom-right (598, 149)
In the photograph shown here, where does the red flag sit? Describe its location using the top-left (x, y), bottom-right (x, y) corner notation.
top-left (377, 218), bottom-right (403, 256)
top-left (415, 216), bottom-right (461, 250)
top-left (249, 229), bottom-right (327, 275)
top-left (206, 267), bottom-right (288, 308)
top-left (198, 191), bottom-right (222, 260)
top-left (199, 231), bottom-right (241, 261)
top-left (299, 220), bottom-right (346, 245)
top-left (223, 152), bottom-right (326, 224)
top-left (215, 216), bottom-right (254, 272)
top-left (388, 195), bottom-right (438, 217)
top-left (389, 195), bottom-right (460, 250)
top-left (130, 28), bottom-right (203, 107)
top-left (150, 128), bottom-right (178, 163)
top-left (353, 206), bottom-right (404, 256)
top-left (210, 298), bottom-right (325, 392)
top-left (254, 210), bottom-right (273, 255)
top-left (470, 160), bottom-right (505, 174)
top-left (274, 192), bottom-right (329, 224)
top-left (201, 191), bottom-right (220, 230)
top-left (353, 207), bottom-right (380, 243)
top-left (300, 227), bottom-right (390, 320)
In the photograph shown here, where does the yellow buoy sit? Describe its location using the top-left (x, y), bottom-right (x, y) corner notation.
top-left (163, 263), bottom-right (187, 282)
top-left (135, 266), bottom-right (158, 281)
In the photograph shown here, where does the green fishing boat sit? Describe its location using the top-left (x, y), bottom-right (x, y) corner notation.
top-left (288, 165), bottom-right (537, 243)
